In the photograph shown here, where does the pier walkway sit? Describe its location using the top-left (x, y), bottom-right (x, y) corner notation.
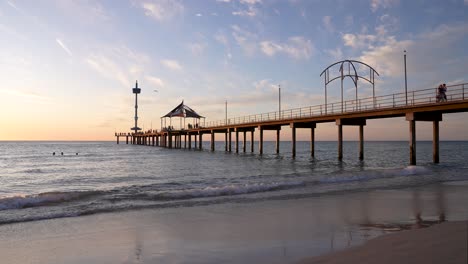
top-left (116, 83), bottom-right (468, 165)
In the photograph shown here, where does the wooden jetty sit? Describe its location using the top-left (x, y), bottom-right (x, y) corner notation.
top-left (116, 83), bottom-right (468, 165)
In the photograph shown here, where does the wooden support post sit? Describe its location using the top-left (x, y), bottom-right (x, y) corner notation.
top-left (225, 132), bottom-right (228, 151)
top-left (433, 121), bottom-right (439, 163)
top-left (338, 124), bottom-right (343, 160)
top-left (188, 134), bottom-right (192, 149)
top-left (276, 129), bottom-right (280, 154)
top-left (235, 130), bottom-right (239, 153)
top-left (259, 127), bottom-right (263, 155)
top-left (169, 134), bottom-right (172, 149)
top-left (359, 125), bottom-right (364, 160)
top-left (126, 136), bottom-right (129, 144)
top-left (251, 130), bottom-right (255, 153)
top-left (243, 131), bottom-right (246, 152)
top-left (116, 136), bottom-right (119, 144)
top-left (228, 130), bottom-right (232, 152)
top-left (291, 124), bottom-right (296, 158)
top-left (409, 120), bottom-right (416, 165)
top-left (211, 131), bottom-right (215, 151)
top-left (184, 135), bottom-right (187, 149)
top-left (199, 133), bottom-right (203, 150)
top-left (194, 134), bottom-right (197, 148)
top-left (310, 127), bottom-right (315, 158)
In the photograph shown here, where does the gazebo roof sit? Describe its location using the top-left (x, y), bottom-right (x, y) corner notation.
top-left (162, 101), bottom-right (204, 119)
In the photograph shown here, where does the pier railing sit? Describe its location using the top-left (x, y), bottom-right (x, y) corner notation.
top-left (204, 83), bottom-right (467, 128)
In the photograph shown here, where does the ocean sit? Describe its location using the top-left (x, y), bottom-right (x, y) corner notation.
top-left (1, 140), bottom-right (468, 226)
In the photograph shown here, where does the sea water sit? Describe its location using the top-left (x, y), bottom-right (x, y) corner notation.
top-left (1, 141), bottom-right (468, 225)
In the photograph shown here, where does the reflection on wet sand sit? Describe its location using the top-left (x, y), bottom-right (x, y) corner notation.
top-left (359, 183), bottom-right (447, 232)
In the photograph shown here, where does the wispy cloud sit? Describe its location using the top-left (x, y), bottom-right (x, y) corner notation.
top-left (325, 47), bottom-right (343, 60)
top-left (370, 0), bottom-right (399, 12)
top-left (56, 38), bottom-right (72, 57)
top-left (232, 0), bottom-right (262, 17)
top-left (7, 1), bottom-right (20, 11)
top-left (0, 89), bottom-right (52, 104)
top-left (357, 22), bottom-right (468, 78)
top-left (260, 36), bottom-right (314, 60)
top-left (145, 75), bottom-right (165, 88)
top-left (161, 59), bottom-right (183, 71)
top-left (85, 46), bottom-right (150, 87)
top-left (322, 16), bottom-right (334, 32)
top-left (137, 0), bottom-right (184, 21)
top-left (231, 25), bottom-right (258, 55)
top-left (188, 42), bottom-right (205, 56)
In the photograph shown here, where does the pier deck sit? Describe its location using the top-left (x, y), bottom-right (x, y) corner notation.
top-left (116, 83), bottom-right (468, 165)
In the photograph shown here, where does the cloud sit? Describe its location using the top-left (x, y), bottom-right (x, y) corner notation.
top-left (7, 1), bottom-right (20, 11)
top-left (370, 0), bottom-right (399, 12)
top-left (254, 79), bottom-right (277, 91)
top-left (55, 38), bottom-right (72, 56)
top-left (326, 48), bottom-right (343, 60)
top-left (161, 59), bottom-right (182, 71)
top-left (86, 54), bottom-right (130, 87)
top-left (260, 36), bottom-right (314, 60)
top-left (137, 0), bottom-right (184, 21)
top-left (145, 75), bottom-right (165, 88)
top-left (215, 33), bottom-right (229, 46)
top-left (357, 22), bottom-right (468, 78)
top-left (85, 46), bottom-right (150, 87)
top-left (232, 6), bottom-right (258, 17)
top-left (322, 16), bottom-right (334, 32)
top-left (231, 25), bottom-right (258, 55)
top-left (465, 0), bottom-right (468, 5)
top-left (0, 89), bottom-right (52, 104)
top-left (240, 0), bottom-right (262, 4)
top-left (188, 42), bottom-right (205, 56)
top-left (232, 0), bottom-right (262, 17)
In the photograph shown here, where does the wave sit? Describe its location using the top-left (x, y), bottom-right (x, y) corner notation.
top-left (0, 191), bottom-right (100, 211)
top-left (22, 168), bottom-right (44, 174)
top-left (158, 181), bottom-right (305, 200)
top-left (319, 166), bottom-right (432, 184)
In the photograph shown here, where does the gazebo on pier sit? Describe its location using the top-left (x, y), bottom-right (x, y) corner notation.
top-left (161, 101), bottom-right (205, 131)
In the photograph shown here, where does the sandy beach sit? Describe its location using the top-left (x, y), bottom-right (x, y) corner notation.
top-left (1, 181), bottom-right (468, 263)
top-left (300, 221), bottom-right (468, 264)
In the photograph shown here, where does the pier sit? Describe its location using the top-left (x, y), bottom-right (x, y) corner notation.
top-left (116, 82), bottom-right (468, 165)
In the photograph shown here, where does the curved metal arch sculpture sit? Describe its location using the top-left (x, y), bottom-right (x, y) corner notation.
top-left (319, 60), bottom-right (379, 113)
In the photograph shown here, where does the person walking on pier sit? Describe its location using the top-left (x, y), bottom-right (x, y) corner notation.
top-left (442, 83), bottom-right (447, 101)
top-left (437, 84), bottom-right (446, 102)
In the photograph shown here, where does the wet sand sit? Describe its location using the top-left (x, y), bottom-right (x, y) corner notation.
top-left (299, 221), bottom-right (468, 264)
top-left (1, 181), bottom-right (468, 263)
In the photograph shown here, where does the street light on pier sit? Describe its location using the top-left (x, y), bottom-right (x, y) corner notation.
top-left (404, 50), bottom-right (408, 105)
top-left (278, 84), bottom-right (281, 119)
top-left (225, 100), bottom-right (228, 125)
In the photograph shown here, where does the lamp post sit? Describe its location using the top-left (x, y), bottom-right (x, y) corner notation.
top-left (404, 50), bottom-right (408, 105)
top-left (225, 100), bottom-right (228, 125)
top-left (278, 84), bottom-right (281, 119)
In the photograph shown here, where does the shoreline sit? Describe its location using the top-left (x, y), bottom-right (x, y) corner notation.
top-left (1, 181), bottom-right (468, 263)
top-left (299, 221), bottom-right (468, 264)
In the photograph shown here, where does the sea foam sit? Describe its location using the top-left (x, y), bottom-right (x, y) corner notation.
top-left (0, 191), bottom-right (98, 210)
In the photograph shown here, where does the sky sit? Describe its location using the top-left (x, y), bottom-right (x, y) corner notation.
top-left (0, 0), bottom-right (467, 141)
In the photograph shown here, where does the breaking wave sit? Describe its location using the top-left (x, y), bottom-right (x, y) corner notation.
top-left (0, 191), bottom-right (99, 210)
